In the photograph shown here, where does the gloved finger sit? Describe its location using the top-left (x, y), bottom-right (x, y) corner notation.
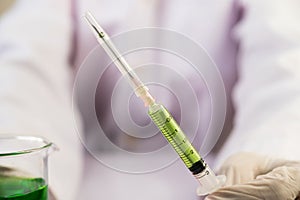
top-left (218, 152), bottom-right (267, 186)
top-left (205, 184), bottom-right (265, 200)
top-left (255, 166), bottom-right (300, 199)
top-left (206, 166), bottom-right (300, 200)
top-left (219, 164), bottom-right (257, 187)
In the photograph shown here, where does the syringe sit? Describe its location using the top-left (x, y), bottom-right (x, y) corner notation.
top-left (84, 11), bottom-right (225, 195)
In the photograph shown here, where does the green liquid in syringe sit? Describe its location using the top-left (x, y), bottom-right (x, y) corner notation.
top-left (0, 174), bottom-right (47, 200)
top-left (149, 103), bottom-right (206, 175)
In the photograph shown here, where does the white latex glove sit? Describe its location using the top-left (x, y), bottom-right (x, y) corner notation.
top-left (206, 152), bottom-right (300, 200)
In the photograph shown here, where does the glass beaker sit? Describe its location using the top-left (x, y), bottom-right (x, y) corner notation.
top-left (0, 135), bottom-right (57, 200)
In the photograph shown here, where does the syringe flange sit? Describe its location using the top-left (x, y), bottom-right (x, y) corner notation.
top-left (194, 165), bottom-right (226, 196)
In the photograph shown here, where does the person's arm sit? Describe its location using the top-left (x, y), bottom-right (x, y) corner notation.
top-left (216, 0), bottom-right (300, 165)
top-left (0, 0), bottom-right (83, 199)
top-left (209, 0), bottom-right (300, 199)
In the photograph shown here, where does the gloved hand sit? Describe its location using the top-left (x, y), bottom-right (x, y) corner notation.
top-left (205, 152), bottom-right (300, 200)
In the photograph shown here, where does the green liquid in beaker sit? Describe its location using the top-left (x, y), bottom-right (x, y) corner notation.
top-left (0, 174), bottom-right (47, 200)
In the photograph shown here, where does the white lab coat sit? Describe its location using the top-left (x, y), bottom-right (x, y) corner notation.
top-left (0, 0), bottom-right (299, 199)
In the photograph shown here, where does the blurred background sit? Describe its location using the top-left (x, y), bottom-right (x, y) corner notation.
top-left (0, 0), bottom-right (14, 15)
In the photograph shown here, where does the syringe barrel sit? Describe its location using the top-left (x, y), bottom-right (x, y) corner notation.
top-left (148, 103), bottom-right (206, 174)
top-left (148, 103), bottom-right (225, 195)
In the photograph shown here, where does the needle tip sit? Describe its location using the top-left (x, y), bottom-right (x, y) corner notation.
top-left (83, 11), bottom-right (105, 38)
